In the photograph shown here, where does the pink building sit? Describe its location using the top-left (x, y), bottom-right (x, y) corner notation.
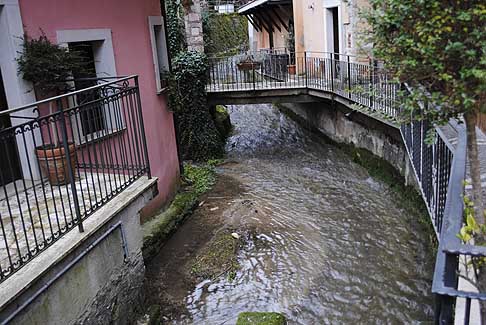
top-left (0, 2), bottom-right (182, 320)
top-left (0, 0), bottom-right (180, 216)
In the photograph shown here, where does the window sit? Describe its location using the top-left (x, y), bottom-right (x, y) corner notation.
top-left (57, 29), bottom-right (124, 144)
top-left (148, 16), bottom-right (170, 93)
top-left (69, 42), bottom-right (106, 137)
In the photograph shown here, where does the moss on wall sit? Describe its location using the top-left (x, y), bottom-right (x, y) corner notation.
top-left (203, 12), bottom-right (249, 55)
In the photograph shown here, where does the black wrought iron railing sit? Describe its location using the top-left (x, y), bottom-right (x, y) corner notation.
top-left (208, 50), bottom-right (400, 119)
top-left (207, 50), bottom-right (481, 323)
top-left (0, 75), bottom-right (150, 282)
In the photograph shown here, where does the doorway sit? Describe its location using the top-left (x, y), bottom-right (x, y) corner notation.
top-left (325, 6), bottom-right (340, 56)
top-left (331, 7), bottom-right (339, 55)
top-left (0, 70), bottom-right (23, 186)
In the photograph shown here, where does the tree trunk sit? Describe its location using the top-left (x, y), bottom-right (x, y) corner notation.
top-left (465, 111), bottom-right (486, 324)
top-left (465, 111), bottom-right (484, 220)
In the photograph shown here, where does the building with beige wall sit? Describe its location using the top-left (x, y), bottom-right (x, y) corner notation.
top-left (239, 0), bottom-right (371, 58)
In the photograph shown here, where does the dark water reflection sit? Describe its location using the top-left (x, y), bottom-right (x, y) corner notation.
top-left (182, 104), bottom-right (434, 324)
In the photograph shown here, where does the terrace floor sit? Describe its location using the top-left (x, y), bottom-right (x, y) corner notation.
top-left (0, 171), bottom-right (125, 275)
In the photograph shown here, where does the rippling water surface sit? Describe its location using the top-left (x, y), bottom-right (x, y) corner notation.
top-left (183, 104), bottom-right (434, 324)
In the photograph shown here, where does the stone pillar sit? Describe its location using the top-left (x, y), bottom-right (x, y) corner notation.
top-left (183, 0), bottom-right (204, 52)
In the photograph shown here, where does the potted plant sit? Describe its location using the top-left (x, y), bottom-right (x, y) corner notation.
top-left (286, 20), bottom-right (296, 75)
top-left (35, 143), bottom-right (77, 185)
top-left (237, 54), bottom-right (260, 71)
top-left (181, 0), bottom-right (192, 9)
top-left (17, 34), bottom-right (87, 185)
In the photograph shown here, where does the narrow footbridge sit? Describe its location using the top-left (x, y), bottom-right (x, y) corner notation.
top-left (207, 50), bottom-right (477, 323)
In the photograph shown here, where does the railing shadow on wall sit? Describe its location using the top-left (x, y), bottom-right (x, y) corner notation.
top-left (207, 50), bottom-right (482, 323)
top-left (0, 75), bottom-right (151, 283)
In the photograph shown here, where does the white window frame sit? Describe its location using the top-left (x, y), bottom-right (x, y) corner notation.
top-left (0, 0), bottom-right (41, 181)
top-left (148, 16), bottom-right (170, 94)
top-left (56, 29), bottom-right (125, 144)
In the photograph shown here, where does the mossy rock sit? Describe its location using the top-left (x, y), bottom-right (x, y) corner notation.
top-left (146, 305), bottom-right (161, 325)
top-left (190, 229), bottom-right (240, 280)
top-left (236, 312), bottom-right (286, 325)
top-left (212, 105), bottom-right (232, 140)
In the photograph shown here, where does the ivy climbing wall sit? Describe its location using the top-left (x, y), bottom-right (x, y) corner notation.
top-left (203, 12), bottom-right (249, 55)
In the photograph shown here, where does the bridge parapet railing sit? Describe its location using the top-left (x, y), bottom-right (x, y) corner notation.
top-left (207, 50), bottom-right (401, 119)
top-left (207, 50), bottom-right (307, 92)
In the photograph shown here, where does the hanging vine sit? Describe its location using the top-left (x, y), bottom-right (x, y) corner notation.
top-left (164, 0), bottom-right (186, 57)
top-left (168, 51), bottom-right (225, 161)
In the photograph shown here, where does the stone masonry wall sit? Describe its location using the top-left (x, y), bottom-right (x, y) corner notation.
top-left (280, 101), bottom-right (418, 188)
top-left (75, 255), bottom-right (145, 324)
top-left (184, 0), bottom-right (204, 52)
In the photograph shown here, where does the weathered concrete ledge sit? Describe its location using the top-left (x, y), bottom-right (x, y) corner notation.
top-left (0, 176), bottom-right (158, 324)
top-left (207, 87), bottom-right (315, 106)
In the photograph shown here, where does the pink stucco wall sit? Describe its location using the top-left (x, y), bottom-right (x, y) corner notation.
top-left (18, 0), bottom-right (180, 211)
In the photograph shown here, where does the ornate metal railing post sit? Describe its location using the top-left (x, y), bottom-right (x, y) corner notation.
top-left (134, 76), bottom-right (152, 179)
top-left (330, 52), bottom-right (334, 92)
top-left (347, 55), bottom-right (351, 99)
top-left (369, 58), bottom-right (374, 109)
top-left (252, 62), bottom-right (256, 91)
top-left (304, 51), bottom-right (308, 87)
top-left (57, 98), bottom-right (84, 232)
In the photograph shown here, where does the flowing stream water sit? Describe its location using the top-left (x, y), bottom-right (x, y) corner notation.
top-left (173, 104), bottom-right (434, 324)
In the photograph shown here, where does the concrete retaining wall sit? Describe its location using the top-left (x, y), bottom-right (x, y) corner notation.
top-left (280, 101), bottom-right (418, 187)
top-left (0, 177), bottom-right (157, 325)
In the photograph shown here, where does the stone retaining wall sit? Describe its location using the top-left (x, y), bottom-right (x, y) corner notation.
top-left (280, 101), bottom-right (418, 188)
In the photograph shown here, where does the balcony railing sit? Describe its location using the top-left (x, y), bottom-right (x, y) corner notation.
top-left (0, 75), bottom-right (150, 282)
top-left (207, 50), bottom-right (481, 323)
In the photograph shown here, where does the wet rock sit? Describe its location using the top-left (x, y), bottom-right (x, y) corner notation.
top-left (212, 105), bottom-right (232, 140)
top-left (190, 229), bottom-right (241, 281)
top-left (236, 312), bottom-right (287, 325)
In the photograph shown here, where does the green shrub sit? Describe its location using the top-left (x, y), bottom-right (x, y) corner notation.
top-left (17, 34), bottom-right (89, 96)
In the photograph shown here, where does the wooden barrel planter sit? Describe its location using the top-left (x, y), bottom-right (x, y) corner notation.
top-left (36, 143), bottom-right (77, 185)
